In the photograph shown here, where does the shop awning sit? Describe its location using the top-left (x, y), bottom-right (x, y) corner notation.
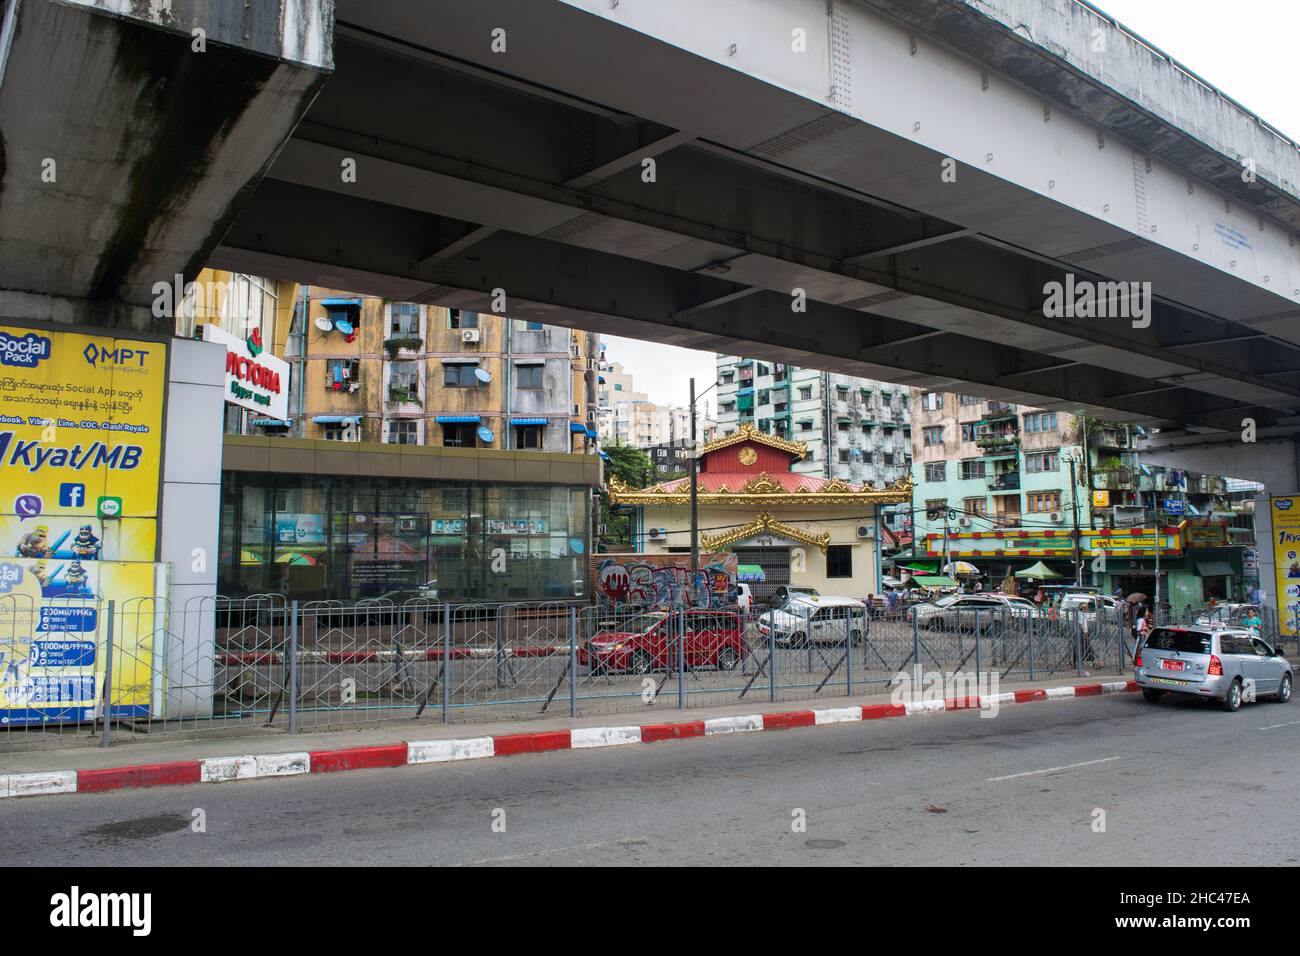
top-left (311, 415), bottom-right (361, 425)
top-left (436, 415), bottom-right (481, 424)
top-left (737, 564), bottom-right (766, 582)
top-left (1195, 561), bottom-right (1235, 577)
top-left (510, 417), bottom-right (548, 426)
top-left (252, 418), bottom-right (290, 428)
top-left (320, 298), bottom-right (362, 308)
top-left (913, 575), bottom-right (957, 587)
top-left (569, 422), bottom-right (587, 433)
top-left (585, 427), bottom-right (598, 438)
top-left (897, 561), bottom-right (939, 573)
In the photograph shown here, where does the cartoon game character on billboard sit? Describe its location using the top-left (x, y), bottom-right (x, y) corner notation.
top-left (64, 559), bottom-right (91, 596)
top-left (17, 524), bottom-right (50, 558)
top-left (70, 524), bottom-right (101, 559)
top-left (31, 559), bottom-right (50, 589)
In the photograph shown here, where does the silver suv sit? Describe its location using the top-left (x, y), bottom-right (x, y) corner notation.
top-left (1135, 626), bottom-right (1293, 712)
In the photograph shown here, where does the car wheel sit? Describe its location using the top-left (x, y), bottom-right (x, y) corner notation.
top-left (1273, 672), bottom-right (1292, 703)
top-left (630, 650), bottom-right (653, 675)
top-left (1142, 688), bottom-right (1163, 703)
top-left (716, 646), bottom-right (740, 671)
top-left (1221, 678), bottom-right (1243, 712)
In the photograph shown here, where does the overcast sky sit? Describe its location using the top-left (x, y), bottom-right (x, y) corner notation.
top-left (600, 0), bottom-right (1297, 406)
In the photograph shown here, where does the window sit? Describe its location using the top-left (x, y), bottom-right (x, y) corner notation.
top-left (960, 460), bottom-right (985, 480)
top-left (963, 496), bottom-right (988, 516)
top-left (959, 394), bottom-right (982, 406)
top-left (925, 499), bottom-right (948, 519)
top-left (922, 391), bottom-right (943, 411)
top-left (798, 386), bottom-right (813, 401)
top-left (1024, 412), bottom-right (1059, 433)
top-left (322, 423), bottom-right (358, 442)
top-left (389, 303), bottom-right (420, 337)
top-left (388, 361), bottom-right (420, 404)
top-left (387, 420), bottom-right (417, 445)
top-left (720, 401), bottom-right (735, 413)
top-left (1026, 491), bottom-right (1062, 513)
top-left (514, 425), bottom-right (544, 449)
top-left (443, 422), bottom-right (478, 447)
top-left (836, 385), bottom-right (849, 397)
top-left (448, 309), bottom-right (478, 329)
top-left (324, 359), bottom-right (360, 392)
top-left (515, 364), bottom-right (543, 389)
top-left (1024, 451), bottom-right (1059, 474)
top-left (443, 362), bottom-right (480, 388)
top-left (826, 545), bottom-right (853, 578)
top-left (960, 422), bottom-right (983, 442)
top-left (923, 426), bottom-right (944, 446)
top-left (837, 420), bottom-right (850, 432)
top-left (838, 449), bottom-right (850, 463)
top-left (798, 419), bottom-right (814, 431)
top-left (924, 462), bottom-right (946, 482)
top-left (720, 372), bottom-right (735, 384)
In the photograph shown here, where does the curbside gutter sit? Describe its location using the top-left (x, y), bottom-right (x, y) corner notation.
top-left (0, 680), bottom-right (1138, 800)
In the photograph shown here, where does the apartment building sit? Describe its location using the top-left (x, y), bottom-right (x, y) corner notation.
top-left (713, 356), bottom-right (912, 488)
top-left (259, 288), bottom-right (599, 453)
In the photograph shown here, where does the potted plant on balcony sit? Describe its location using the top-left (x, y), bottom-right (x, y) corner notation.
top-left (383, 336), bottom-right (423, 360)
top-left (388, 384), bottom-right (421, 406)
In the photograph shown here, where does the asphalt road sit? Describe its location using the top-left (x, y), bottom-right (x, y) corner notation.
top-left (2, 692), bottom-right (1296, 866)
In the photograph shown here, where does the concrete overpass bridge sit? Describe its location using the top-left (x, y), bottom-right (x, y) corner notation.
top-left (4, 0), bottom-right (1300, 483)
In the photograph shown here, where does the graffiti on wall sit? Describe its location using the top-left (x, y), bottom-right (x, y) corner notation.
top-left (597, 553), bottom-right (738, 610)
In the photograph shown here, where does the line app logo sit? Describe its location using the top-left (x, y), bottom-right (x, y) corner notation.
top-left (49, 886), bottom-right (151, 936)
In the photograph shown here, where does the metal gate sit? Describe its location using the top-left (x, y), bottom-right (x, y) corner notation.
top-left (734, 547), bottom-right (790, 606)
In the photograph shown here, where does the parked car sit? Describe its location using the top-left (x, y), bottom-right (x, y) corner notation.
top-left (1058, 592), bottom-right (1124, 627)
top-left (908, 592), bottom-right (1040, 631)
top-left (1194, 603), bottom-right (1262, 630)
top-left (758, 596), bottom-right (868, 648)
top-left (769, 584), bottom-right (820, 610)
top-left (579, 609), bottom-right (746, 674)
top-left (1135, 625), bottom-right (1292, 711)
top-left (734, 583), bottom-right (754, 613)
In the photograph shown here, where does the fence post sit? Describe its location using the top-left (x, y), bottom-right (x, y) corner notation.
top-left (677, 608), bottom-right (685, 709)
top-left (289, 600), bottom-right (299, 734)
top-left (974, 610), bottom-right (981, 684)
top-left (568, 606), bottom-right (578, 718)
top-left (99, 600), bottom-right (115, 748)
top-left (442, 603), bottom-right (452, 724)
top-left (845, 608), bottom-right (853, 697)
top-left (1028, 610), bottom-right (1036, 680)
top-left (912, 611), bottom-right (921, 691)
top-left (1074, 613), bottom-right (1083, 677)
top-left (769, 613), bottom-right (777, 703)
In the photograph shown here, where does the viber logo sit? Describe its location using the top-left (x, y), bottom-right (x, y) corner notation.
top-left (83, 343), bottom-right (148, 368)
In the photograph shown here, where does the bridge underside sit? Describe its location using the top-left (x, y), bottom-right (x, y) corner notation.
top-left (210, 0), bottom-right (1300, 450)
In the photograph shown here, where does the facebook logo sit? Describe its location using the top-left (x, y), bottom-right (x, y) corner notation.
top-left (58, 483), bottom-right (85, 508)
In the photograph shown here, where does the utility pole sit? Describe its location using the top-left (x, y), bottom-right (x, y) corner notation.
top-left (1065, 454), bottom-right (1082, 586)
top-left (690, 379), bottom-right (699, 603)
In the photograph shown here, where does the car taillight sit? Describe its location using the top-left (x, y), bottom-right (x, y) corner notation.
top-left (1134, 648), bottom-right (1142, 667)
top-left (1208, 655), bottom-right (1223, 676)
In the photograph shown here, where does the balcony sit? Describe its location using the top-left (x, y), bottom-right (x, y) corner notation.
top-left (976, 433), bottom-right (1019, 453)
top-left (988, 472), bottom-right (1021, 491)
top-left (985, 401), bottom-right (1017, 421)
top-left (1092, 467), bottom-right (1137, 491)
top-left (386, 384), bottom-right (422, 409)
top-left (383, 335), bottom-right (423, 359)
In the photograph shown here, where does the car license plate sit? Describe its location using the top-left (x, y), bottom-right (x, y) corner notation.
top-left (1160, 659), bottom-right (1185, 671)
top-left (1151, 677), bottom-right (1186, 686)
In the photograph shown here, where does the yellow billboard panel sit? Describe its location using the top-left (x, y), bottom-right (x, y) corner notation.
top-left (0, 325), bottom-right (166, 562)
top-left (1270, 495), bottom-right (1300, 638)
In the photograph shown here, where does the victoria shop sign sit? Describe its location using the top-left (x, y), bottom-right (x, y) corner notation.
top-left (202, 324), bottom-right (290, 420)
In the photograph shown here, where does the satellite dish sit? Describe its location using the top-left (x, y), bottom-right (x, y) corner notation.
top-left (335, 319), bottom-right (354, 336)
top-left (477, 427), bottom-right (494, 443)
top-left (314, 316), bottom-right (333, 332)
top-left (474, 367), bottom-right (492, 383)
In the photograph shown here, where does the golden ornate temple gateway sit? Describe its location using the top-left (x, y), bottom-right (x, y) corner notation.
top-left (607, 424), bottom-right (911, 604)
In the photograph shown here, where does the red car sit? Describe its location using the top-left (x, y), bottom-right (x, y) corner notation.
top-left (580, 610), bottom-right (747, 674)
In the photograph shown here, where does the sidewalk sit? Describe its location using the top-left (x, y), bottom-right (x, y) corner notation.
top-left (0, 673), bottom-right (1136, 799)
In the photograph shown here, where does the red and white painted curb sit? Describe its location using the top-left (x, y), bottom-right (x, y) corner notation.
top-left (0, 680), bottom-right (1138, 800)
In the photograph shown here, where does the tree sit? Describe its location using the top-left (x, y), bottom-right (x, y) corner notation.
top-left (598, 441), bottom-right (653, 548)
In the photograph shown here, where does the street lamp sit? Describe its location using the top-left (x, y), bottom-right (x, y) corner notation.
top-left (1060, 450), bottom-right (1084, 586)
